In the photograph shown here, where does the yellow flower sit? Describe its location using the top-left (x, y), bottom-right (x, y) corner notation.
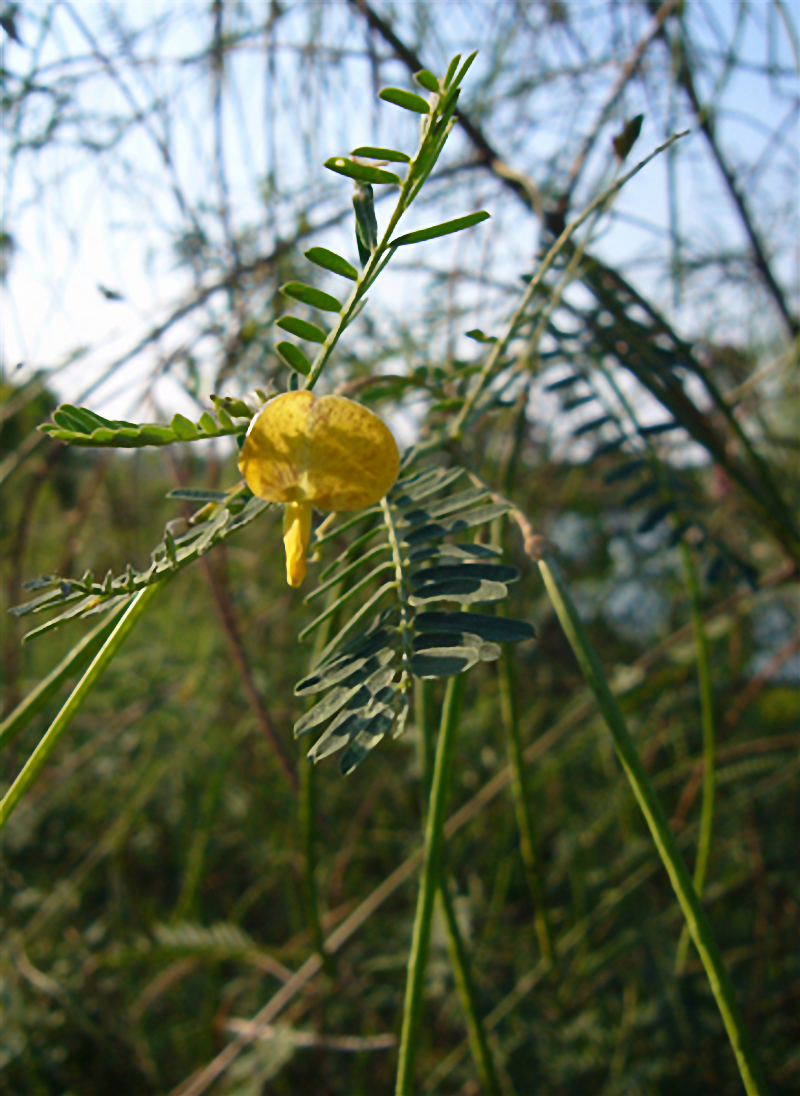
top-left (238, 390), bottom-right (400, 586)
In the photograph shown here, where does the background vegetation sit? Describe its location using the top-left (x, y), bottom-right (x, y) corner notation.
top-left (1, 3), bottom-right (798, 1094)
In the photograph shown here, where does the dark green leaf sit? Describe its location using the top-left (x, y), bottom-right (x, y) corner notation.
top-left (623, 481), bottom-right (659, 507)
top-left (280, 282), bottom-right (342, 312)
top-left (403, 502), bottom-right (511, 546)
top-left (379, 87), bottom-right (430, 114)
top-left (410, 647), bottom-right (480, 678)
top-left (410, 562), bottom-right (519, 586)
top-left (276, 342), bottom-right (312, 376)
top-left (299, 561), bottom-right (395, 640)
top-left (637, 502), bottom-right (675, 534)
top-left (545, 373), bottom-right (585, 391)
top-left (391, 466), bottom-right (464, 505)
top-left (639, 421), bottom-right (680, 436)
top-left (415, 611), bottom-right (535, 644)
top-left (401, 486), bottom-right (490, 525)
top-left (304, 247), bottom-right (359, 281)
top-left (167, 488), bottom-right (232, 502)
top-left (408, 577), bottom-right (508, 606)
top-left (572, 415), bottom-right (612, 437)
top-left (562, 394), bottom-right (595, 412)
top-left (592, 438), bottom-right (626, 458)
top-left (276, 316), bottom-right (328, 344)
top-left (391, 211), bottom-right (490, 247)
top-left (414, 69), bottom-right (440, 93)
top-left (604, 461), bottom-right (645, 484)
top-left (353, 183), bottom-right (377, 265)
top-left (465, 329), bottom-right (498, 343)
top-left (351, 146), bottom-right (411, 163)
top-left (408, 542), bottom-right (501, 564)
top-left (340, 710), bottom-right (396, 775)
top-left (324, 157), bottom-right (401, 185)
top-left (612, 114), bottom-right (644, 161)
top-left (294, 683), bottom-right (362, 737)
top-left (295, 646), bottom-right (394, 697)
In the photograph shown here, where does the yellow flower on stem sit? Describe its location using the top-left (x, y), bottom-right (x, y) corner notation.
top-left (238, 390), bottom-right (400, 586)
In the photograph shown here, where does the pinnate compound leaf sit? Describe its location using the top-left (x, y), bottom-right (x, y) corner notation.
top-left (379, 87), bottom-right (430, 114)
top-left (351, 146), bottom-right (410, 163)
top-left (304, 247), bottom-right (358, 281)
top-left (276, 316), bottom-right (328, 344)
top-left (324, 157), bottom-right (401, 185)
top-left (280, 282), bottom-right (342, 312)
top-left (391, 211), bottom-right (490, 247)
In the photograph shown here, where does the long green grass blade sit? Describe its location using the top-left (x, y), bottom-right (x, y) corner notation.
top-left (538, 555), bottom-right (767, 1096)
top-left (0, 583), bottom-right (162, 831)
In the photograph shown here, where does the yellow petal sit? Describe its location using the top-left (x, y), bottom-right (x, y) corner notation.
top-left (283, 501), bottom-right (312, 587)
top-left (239, 391), bottom-right (399, 511)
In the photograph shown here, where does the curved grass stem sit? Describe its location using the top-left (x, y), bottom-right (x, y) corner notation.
top-left (675, 540), bottom-right (716, 974)
top-left (497, 653), bottom-right (554, 966)
top-left (395, 674), bottom-right (464, 1096)
top-left (539, 556), bottom-right (767, 1096)
top-left (0, 583), bottom-right (162, 831)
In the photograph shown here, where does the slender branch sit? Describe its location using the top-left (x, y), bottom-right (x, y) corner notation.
top-left (675, 541), bottom-right (716, 975)
top-left (197, 551), bottom-right (297, 792)
top-left (648, 0), bottom-right (798, 336)
top-left (497, 655), bottom-right (554, 966)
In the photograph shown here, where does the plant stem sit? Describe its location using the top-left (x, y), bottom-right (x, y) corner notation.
top-left (0, 583), bottom-right (162, 831)
top-left (538, 556), bottom-right (768, 1096)
top-left (675, 540), bottom-right (716, 974)
top-left (417, 678), bottom-right (502, 1094)
top-left (497, 653), bottom-right (554, 966)
top-left (395, 674), bottom-right (464, 1096)
top-left (438, 885), bottom-right (503, 1096)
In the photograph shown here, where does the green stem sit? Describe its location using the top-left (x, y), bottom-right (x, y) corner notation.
top-left (416, 678), bottom-right (501, 1093)
top-left (675, 540), bottom-right (716, 974)
top-left (438, 885), bottom-right (503, 1096)
top-left (0, 583), bottom-right (161, 831)
top-left (538, 556), bottom-right (768, 1096)
top-left (0, 605), bottom-right (127, 749)
top-left (395, 675), bottom-right (464, 1096)
top-left (497, 653), bottom-right (554, 965)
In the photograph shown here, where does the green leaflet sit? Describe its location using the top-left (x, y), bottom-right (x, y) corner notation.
top-left (414, 69), bottom-right (440, 93)
top-left (276, 316), bottom-right (328, 344)
top-left (304, 247), bottom-right (359, 281)
top-left (379, 87), bottom-right (430, 114)
top-left (276, 341), bottom-right (312, 376)
top-left (415, 611), bottom-right (535, 644)
top-left (353, 183), bottom-right (378, 266)
top-left (324, 157), bottom-right (401, 185)
top-left (408, 577), bottom-right (509, 607)
top-left (351, 146), bottom-right (410, 163)
top-left (280, 282), bottom-right (342, 312)
top-left (390, 211), bottom-right (490, 247)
